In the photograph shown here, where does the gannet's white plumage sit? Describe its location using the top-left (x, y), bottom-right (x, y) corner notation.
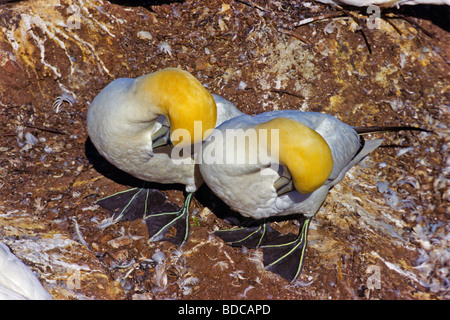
top-left (200, 111), bottom-right (383, 220)
top-left (214, 94), bottom-right (244, 129)
top-left (0, 242), bottom-right (51, 300)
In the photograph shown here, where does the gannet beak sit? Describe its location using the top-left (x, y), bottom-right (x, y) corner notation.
top-left (151, 116), bottom-right (171, 149)
top-left (273, 165), bottom-right (294, 196)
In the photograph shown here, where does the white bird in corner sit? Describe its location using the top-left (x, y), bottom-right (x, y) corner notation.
top-left (87, 68), bottom-right (242, 246)
top-left (199, 110), bottom-right (428, 282)
top-left (0, 242), bottom-right (52, 300)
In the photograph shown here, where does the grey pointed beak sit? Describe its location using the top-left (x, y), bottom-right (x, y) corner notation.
top-left (151, 116), bottom-right (171, 149)
top-left (274, 166), bottom-right (294, 196)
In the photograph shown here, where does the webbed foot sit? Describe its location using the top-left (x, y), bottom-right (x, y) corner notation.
top-left (96, 188), bottom-right (193, 246)
top-left (144, 192), bottom-right (193, 246)
top-left (262, 217), bottom-right (312, 282)
top-left (214, 217), bottom-right (312, 282)
top-left (213, 222), bottom-right (280, 248)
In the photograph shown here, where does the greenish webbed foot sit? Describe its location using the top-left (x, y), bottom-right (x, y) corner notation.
top-left (96, 188), bottom-right (193, 246)
top-left (213, 222), bottom-right (282, 248)
top-left (144, 192), bottom-right (193, 246)
top-left (214, 217), bottom-right (312, 282)
top-left (262, 217), bottom-right (311, 282)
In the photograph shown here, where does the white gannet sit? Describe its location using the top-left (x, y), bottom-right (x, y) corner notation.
top-left (199, 111), bottom-right (427, 282)
top-left (87, 68), bottom-right (242, 245)
top-left (0, 242), bottom-right (52, 300)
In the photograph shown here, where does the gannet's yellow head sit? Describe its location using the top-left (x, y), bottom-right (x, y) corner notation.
top-left (256, 117), bottom-right (333, 194)
top-left (135, 68), bottom-right (217, 146)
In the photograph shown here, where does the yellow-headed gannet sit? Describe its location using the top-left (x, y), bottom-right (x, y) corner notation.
top-left (199, 110), bottom-right (427, 281)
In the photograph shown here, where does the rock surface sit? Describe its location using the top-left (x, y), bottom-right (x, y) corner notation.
top-left (0, 0), bottom-right (448, 299)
